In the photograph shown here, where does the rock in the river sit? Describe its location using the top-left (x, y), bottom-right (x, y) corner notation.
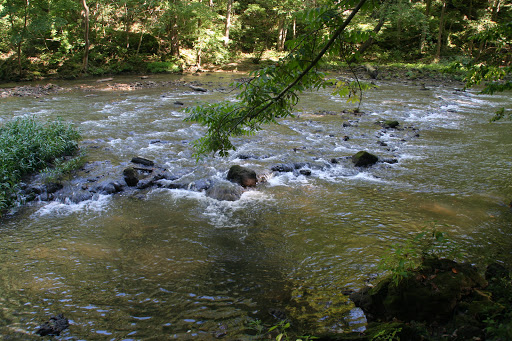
top-left (36, 314), bottom-right (69, 336)
top-left (131, 157), bottom-right (155, 167)
top-left (271, 163), bottom-right (295, 173)
top-left (123, 167), bottom-right (139, 186)
top-left (189, 85), bottom-right (207, 92)
top-left (206, 181), bottom-right (243, 201)
top-left (381, 120), bottom-right (400, 129)
top-left (93, 181), bottom-right (124, 194)
top-left (350, 257), bottom-right (489, 323)
top-left (227, 165), bottom-right (257, 187)
top-left (352, 151), bottom-right (379, 167)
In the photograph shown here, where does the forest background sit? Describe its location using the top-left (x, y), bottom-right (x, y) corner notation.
top-left (0, 0), bottom-right (510, 82)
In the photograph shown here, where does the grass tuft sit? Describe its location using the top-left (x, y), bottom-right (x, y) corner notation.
top-left (0, 117), bottom-right (81, 214)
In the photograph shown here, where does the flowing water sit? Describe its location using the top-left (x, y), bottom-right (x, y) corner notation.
top-left (0, 73), bottom-right (511, 340)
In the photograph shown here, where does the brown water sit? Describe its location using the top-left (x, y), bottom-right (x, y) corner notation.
top-left (0, 73), bottom-right (511, 339)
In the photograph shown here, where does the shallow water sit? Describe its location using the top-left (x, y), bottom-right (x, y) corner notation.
top-left (0, 73), bottom-right (511, 339)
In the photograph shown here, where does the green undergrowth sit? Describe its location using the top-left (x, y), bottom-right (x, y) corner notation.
top-left (0, 117), bottom-right (81, 215)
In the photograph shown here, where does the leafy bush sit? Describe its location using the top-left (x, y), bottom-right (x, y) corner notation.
top-left (378, 223), bottom-right (461, 286)
top-left (146, 61), bottom-right (182, 73)
top-left (0, 117), bottom-right (81, 214)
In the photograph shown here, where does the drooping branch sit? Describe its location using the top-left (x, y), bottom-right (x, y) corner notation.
top-left (186, 0), bottom-right (369, 157)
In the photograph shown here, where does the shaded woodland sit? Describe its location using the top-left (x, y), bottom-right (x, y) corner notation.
top-left (0, 0), bottom-right (510, 80)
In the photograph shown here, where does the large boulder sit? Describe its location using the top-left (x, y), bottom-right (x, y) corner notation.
top-left (123, 167), bottom-right (139, 186)
top-left (206, 181), bottom-right (243, 201)
top-left (350, 257), bottom-right (488, 323)
top-left (227, 165), bottom-right (257, 187)
top-left (352, 151), bottom-right (379, 167)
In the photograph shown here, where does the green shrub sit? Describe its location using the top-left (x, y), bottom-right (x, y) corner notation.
top-left (0, 117), bottom-right (81, 214)
top-left (147, 61), bottom-right (182, 73)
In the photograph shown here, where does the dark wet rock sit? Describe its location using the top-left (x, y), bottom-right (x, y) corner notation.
top-left (271, 163), bottom-right (295, 173)
top-left (149, 139), bottom-right (170, 144)
top-left (174, 101), bottom-right (184, 105)
top-left (191, 179), bottom-right (211, 191)
top-left (350, 257), bottom-right (488, 323)
top-left (378, 141), bottom-right (388, 147)
top-left (158, 181), bottom-right (188, 190)
top-left (485, 262), bottom-right (509, 281)
top-left (299, 169), bottom-right (312, 176)
top-left (46, 182), bottom-right (64, 194)
top-left (206, 181), bottom-right (243, 201)
top-left (131, 157), bottom-right (155, 167)
top-left (36, 314), bottom-right (69, 336)
top-left (68, 192), bottom-right (94, 203)
top-left (152, 169), bottom-right (178, 181)
top-left (330, 158), bottom-right (339, 164)
top-left (352, 151), bottom-right (379, 167)
top-left (227, 165), bottom-right (257, 187)
top-left (269, 308), bottom-right (287, 320)
top-left (93, 181), bottom-right (124, 194)
top-left (381, 120), bottom-right (400, 129)
top-left (236, 153), bottom-right (258, 160)
top-left (136, 178), bottom-right (155, 190)
top-left (189, 85), bottom-right (207, 92)
top-left (214, 325), bottom-right (228, 338)
top-left (342, 135), bottom-right (350, 141)
top-left (123, 167), bottom-right (139, 187)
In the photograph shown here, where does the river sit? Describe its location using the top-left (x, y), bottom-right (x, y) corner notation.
top-left (0, 72), bottom-right (511, 339)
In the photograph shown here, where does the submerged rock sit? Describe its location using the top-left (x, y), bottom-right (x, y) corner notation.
top-left (36, 314), bottom-right (69, 336)
top-left (227, 165), bottom-right (257, 187)
top-left (206, 181), bottom-right (243, 201)
top-left (352, 151), bottom-right (379, 167)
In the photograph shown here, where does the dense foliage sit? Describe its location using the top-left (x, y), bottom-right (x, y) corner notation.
top-left (0, 117), bottom-right (80, 214)
top-left (0, 0), bottom-right (510, 80)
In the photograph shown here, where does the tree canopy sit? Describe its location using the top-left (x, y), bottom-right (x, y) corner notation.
top-left (0, 0), bottom-right (510, 80)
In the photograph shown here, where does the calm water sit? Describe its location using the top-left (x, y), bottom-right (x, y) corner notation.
top-left (0, 73), bottom-right (511, 340)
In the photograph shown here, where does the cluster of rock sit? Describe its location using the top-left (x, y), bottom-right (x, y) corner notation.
top-left (0, 83), bottom-right (65, 98)
top-left (18, 147), bottom-right (389, 207)
top-left (342, 258), bottom-right (510, 340)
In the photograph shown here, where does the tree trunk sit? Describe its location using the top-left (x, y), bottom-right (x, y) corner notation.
top-left (435, 0), bottom-right (447, 61)
top-left (425, 0), bottom-right (432, 17)
top-left (277, 18), bottom-right (287, 51)
top-left (420, 0), bottom-right (433, 53)
top-left (353, 14), bottom-right (386, 61)
top-left (82, 0), bottom-right (90, 72)
top-left (491, 0), bottom-right (501, 21)
top-left (18, 0), bottom-right (29, 76)
top-left (169, 1), bottom-right (180, 57)
top-left (224, 0), bottom-right (232, 46)
top-left (125, 3), bottom-right (130, 48)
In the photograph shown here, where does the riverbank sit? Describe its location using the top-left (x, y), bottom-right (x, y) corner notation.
top-left (0, 63), bottom-right (465, 99)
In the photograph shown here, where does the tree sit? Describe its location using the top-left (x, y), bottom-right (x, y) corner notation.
top-left (224, 0), bottom-right (232, 46)
top-left (81, 0), bottom-right (90, 72)
top-left (186, 0), bottom-right (370, 157)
